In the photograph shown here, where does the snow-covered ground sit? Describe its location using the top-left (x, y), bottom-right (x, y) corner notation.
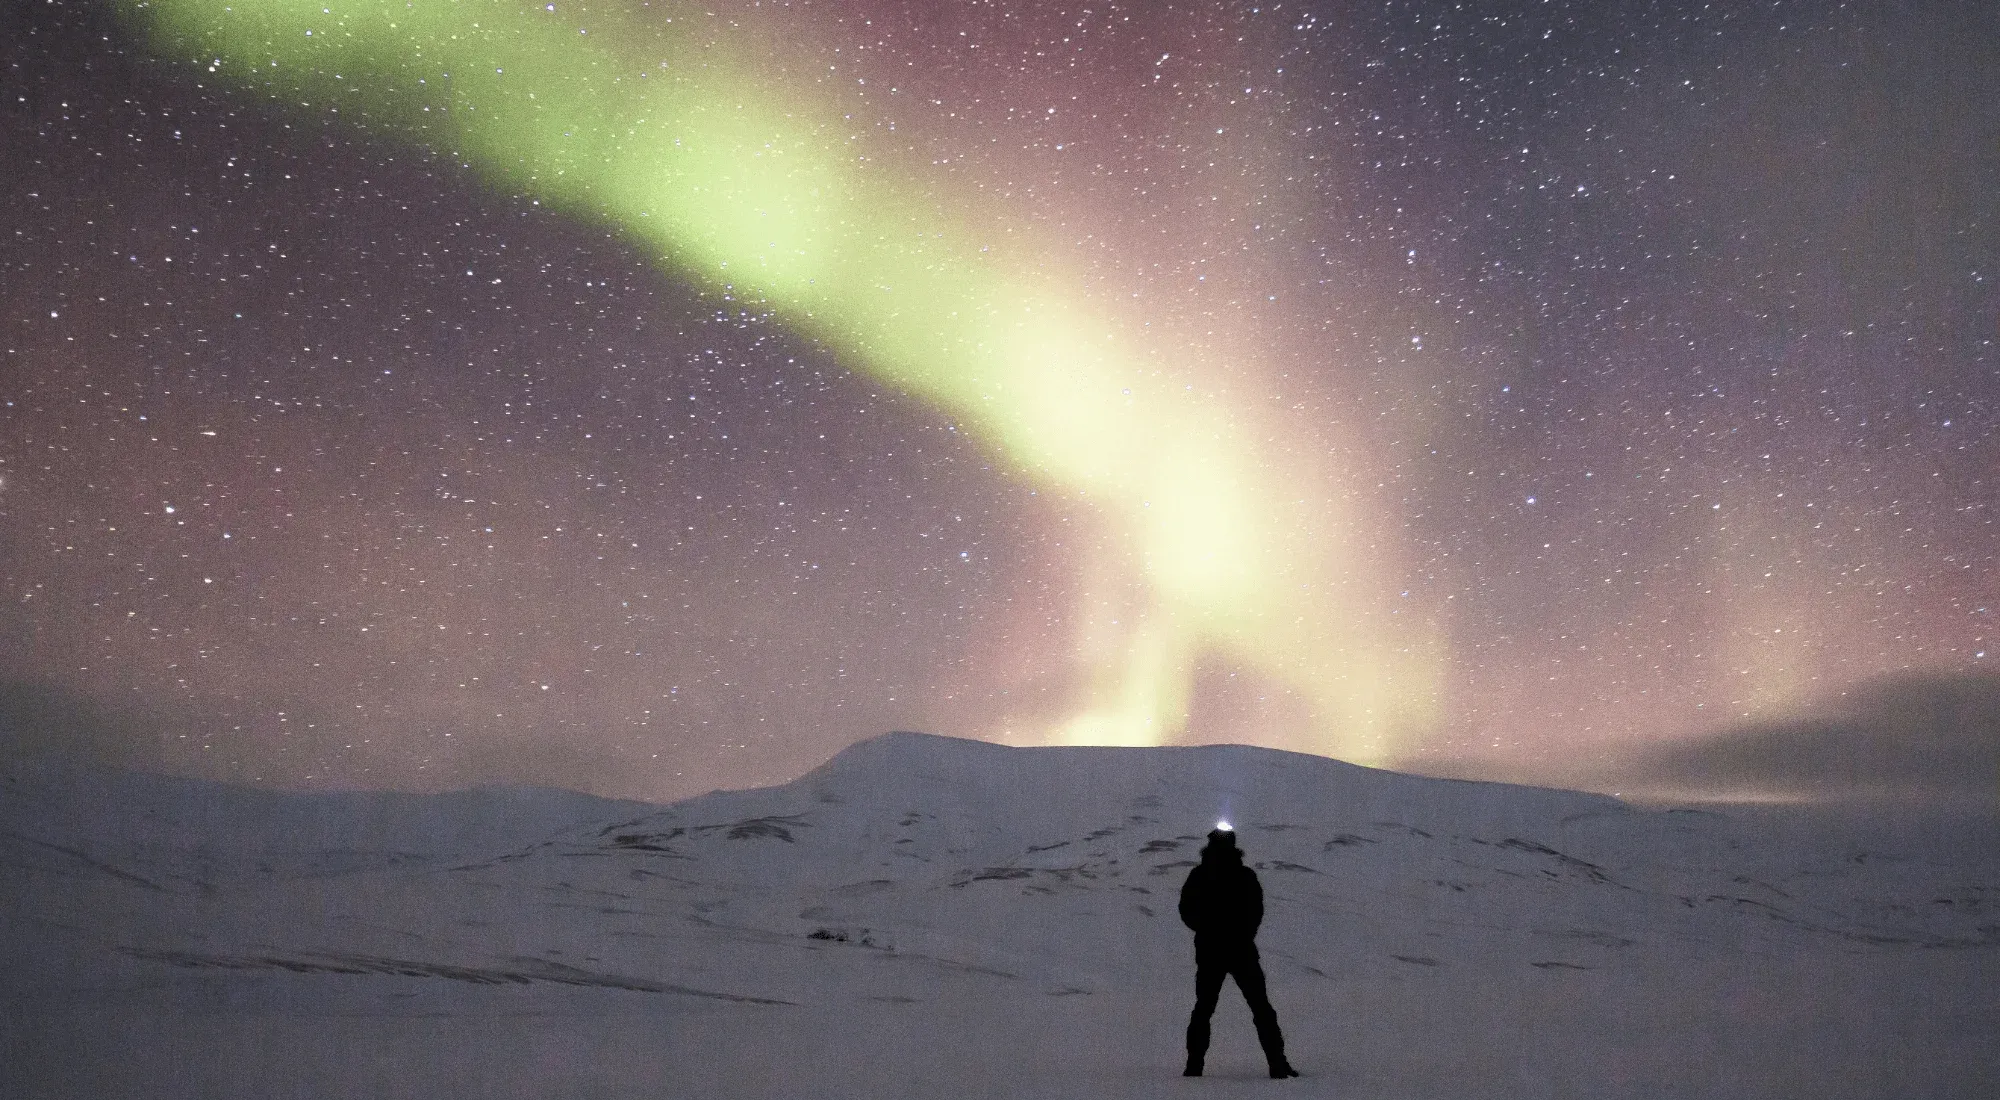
top-left (3, 731), bottom-right (1995, 1098)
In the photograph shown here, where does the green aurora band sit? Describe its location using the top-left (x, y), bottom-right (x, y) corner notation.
top-left (120, 0), bottom-right (1436, 758)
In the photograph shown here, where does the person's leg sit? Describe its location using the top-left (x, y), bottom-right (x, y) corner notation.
top-left (1229, 952), bottom-right (1298, 1077)
top-left (1185, 951), bottom-right (1227, 1075)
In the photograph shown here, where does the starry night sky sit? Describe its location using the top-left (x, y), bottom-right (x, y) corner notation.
top-left (2, 0), bottom-right (1994, 801)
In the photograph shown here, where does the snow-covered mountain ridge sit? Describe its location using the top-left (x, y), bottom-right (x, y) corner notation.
top-left (3, 731), bottom-right (1995, 1098)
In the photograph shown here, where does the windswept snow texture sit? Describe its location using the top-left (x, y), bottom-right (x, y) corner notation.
top-left (3, 732), bottom-right (1996, 1099)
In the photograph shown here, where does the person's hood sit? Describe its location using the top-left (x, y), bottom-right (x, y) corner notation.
top-left (1200, 838), bottom-right (1243, 864)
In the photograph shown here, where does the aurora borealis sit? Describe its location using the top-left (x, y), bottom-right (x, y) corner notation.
top-left (2, 0), bottom-right (1995, 799)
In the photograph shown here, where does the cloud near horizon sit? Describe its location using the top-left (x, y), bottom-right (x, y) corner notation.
top-left (1600, 673), bottom-right (2000, 805)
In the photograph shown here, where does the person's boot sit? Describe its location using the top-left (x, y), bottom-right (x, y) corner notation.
top-left (1184, 1014), bottom-right (1209, 1076)
top-left (1252, 1008), bottom-right (1296, 1077)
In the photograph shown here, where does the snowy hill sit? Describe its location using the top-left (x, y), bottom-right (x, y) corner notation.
top-left (3, 732), bottom-right (1996, 1098)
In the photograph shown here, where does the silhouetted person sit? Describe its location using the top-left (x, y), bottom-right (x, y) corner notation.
top-left (1178, 826), bottom-right (1299, 1078)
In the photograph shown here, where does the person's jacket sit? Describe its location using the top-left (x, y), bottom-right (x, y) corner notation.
top-left (1178, 844), bottom-right (1263, 942)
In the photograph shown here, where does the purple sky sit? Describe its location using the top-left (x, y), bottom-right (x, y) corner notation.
top-left (2, 0), bottom-right (1993, 800)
